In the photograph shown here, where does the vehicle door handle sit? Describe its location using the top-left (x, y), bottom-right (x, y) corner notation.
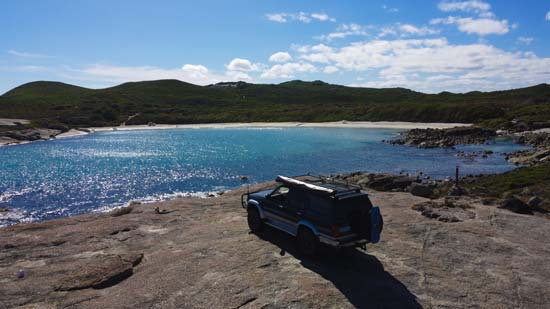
top-left (278, 205), bottom-right (284, 208)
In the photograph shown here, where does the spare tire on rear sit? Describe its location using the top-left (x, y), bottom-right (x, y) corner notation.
top-left (351, 208), bottom-right (383, 243)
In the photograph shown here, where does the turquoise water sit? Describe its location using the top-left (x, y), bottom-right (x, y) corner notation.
top-left (0, 127), bottom-right (529, 226)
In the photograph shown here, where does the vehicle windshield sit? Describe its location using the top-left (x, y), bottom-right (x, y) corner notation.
top-left (270, 186), bottom-right (289, 203)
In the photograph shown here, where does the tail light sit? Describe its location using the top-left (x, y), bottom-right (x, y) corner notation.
top-left (331, 225), bottom-right (351, 237)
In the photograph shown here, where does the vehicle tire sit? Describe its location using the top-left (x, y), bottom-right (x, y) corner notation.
top-left (296, 227), bottom-right (319, 256)
top-left (247, 207), bottom-right (264, 233)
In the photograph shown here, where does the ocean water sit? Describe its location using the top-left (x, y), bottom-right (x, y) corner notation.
top-left (0, 127), bottom-right (529, 226)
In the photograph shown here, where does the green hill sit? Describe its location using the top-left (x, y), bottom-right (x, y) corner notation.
top-left (1, 80), bottom-right (549, 129)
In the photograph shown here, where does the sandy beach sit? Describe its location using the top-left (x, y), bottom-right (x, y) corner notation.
top-left (0, 118), bottom-right (30, 126)
top-left (1, 121), bottom-right (471, 146)
top-left (90, 121), bottom-right (472, 132)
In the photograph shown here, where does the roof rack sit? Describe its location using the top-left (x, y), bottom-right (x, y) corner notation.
top-left (276, 175), bottom-right (362, 196)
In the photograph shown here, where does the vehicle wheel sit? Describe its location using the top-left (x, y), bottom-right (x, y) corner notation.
top-left (297, 227), bottom-right (319, 256)
top-left (247, 207), bottom-right (264, 233)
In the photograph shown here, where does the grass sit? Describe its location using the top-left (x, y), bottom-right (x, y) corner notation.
top-left (1, 80), bottom-right (549, 128)
top-left (464, 163), bottom-right (550, 211)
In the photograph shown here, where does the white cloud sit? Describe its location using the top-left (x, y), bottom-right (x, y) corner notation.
top-left (434, 1), bottom-right (512, 36)
top-left (378, 27), bottom-right (398, 37)
top-left (323, 66), bottom-right (339, 74)
top-left (399, 24), bottom-right (439, 36)
top-left (8, 50), bottom-right (50, 58)
top-left (266, 13), bottom-right (287, 23)
top-left (431, 16), bottom-right (509, 35)
top-left (316, 23), bottom-right (369, 41)
top-left (261, 62), bottom-right (317, 79)
top-left (77, 64), bottom-right (219, 84)
top-left (381, 5), bottom-right (399, 13)
top-left (67, 63), bottom-right (250, 86)
top-left (296, 37), bottom-right (550, 92)
top-left (181, 64), bottom-right (211, 79)
top-left (269, 52), bottom-right (292, 63)
top-left (0, 65), bottom-right (49, 72)
top-left (225, 70), bottom-right (252, 81)
top-left (311, 13), bottom-right (336, 22)
top-left (226, 58), bottom-right (259, 71)
top-left (546, 11), bottom-right (550, 21)
top-left (517, 36), bottom-right (534, 45)
top-left (438, 1), bottom-right (491, 13)
top-left (296, 12), bottom-right (311, 23)
top-left (266, 12), bottom-right (335, 23)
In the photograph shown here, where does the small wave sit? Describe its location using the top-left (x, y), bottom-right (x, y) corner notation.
top-left (93, 190), bottom-right (221, 214)
top-left (0, 208), bottom-right (36, 228)
top-left (0, 188), bottom-right (33, 203)
top-left (80, 150), bottom-right (162, 158)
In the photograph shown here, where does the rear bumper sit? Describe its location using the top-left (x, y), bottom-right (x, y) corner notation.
top-left (318, 234), bottom-right (368, 248)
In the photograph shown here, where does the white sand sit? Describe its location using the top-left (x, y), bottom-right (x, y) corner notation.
top-left (90, 121), bottom-right (471, 132)
top-left (56, 129), bottom-right (91, 139)
top-left (0, 121), bottom-right (472, 145)
top-left (0, 118), bottom-right (30, 126)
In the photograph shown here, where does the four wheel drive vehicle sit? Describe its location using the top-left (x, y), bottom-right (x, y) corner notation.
top-left (242, 175), bottom-right (383, 255)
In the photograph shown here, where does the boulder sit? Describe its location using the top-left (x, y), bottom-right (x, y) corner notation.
top-left (391, 176), bottom-right (415, 190)
top-left (110, 206), bottom-right (133, 217)
top-left (447, 185), bottom-right (464, 196)
top-left (499, 197), bottom-right (533, 215)
top-left (388, 126), bottom-right (496, 148)
top-left (410, 183), bottom-right (434, 198)
top-left (55, 255), bottom-right (134, 291)
top-left (0, 136), bottom-right (19, 145)
top-left (527, 196), bottom-right (542, 208)
top-left (533, 149), bottom-right (550, 160)
top-left (360, 174), bottom-right (415, 191)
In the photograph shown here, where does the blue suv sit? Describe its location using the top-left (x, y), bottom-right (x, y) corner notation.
top-left (242, 175), bottom-right (383, 255)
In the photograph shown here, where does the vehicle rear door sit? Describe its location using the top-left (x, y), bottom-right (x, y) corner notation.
top-left (284, 188), bottom-right (306, 223)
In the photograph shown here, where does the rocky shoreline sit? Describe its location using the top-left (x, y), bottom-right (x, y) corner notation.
top-left (386, 125), bottom-right (550, 165)
top-left (381, 125), bottom-right (550, 215)
top-left (506, 132), bottom-right (550, 165)
top-left (333, 171), bottom-right (548, 217)
top-left (0, 128), bottom-right (64, 145)
top-left (2, 182), bottom-right (550, 308)
top-left (2, 123), bottom-right (550, 307)
top-left (387, 126), bottom-right (496, 148)
top-left (0, 127), bottom-right (93, 146)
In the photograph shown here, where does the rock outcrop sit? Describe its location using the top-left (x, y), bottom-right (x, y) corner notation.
top-left (0, 128), bottom-right (64, 145)
top-left (506, 132), bottom-right (550, 166)
top-left (389, 126), bottom-right (497, 148)
top-left (1, 184), bottom-right (550, 308)
top-left (409, 183), bottom-right (434, 198)
top-left (336, 172), bottom-right (417, 192)
top-left (499, 197), bottom-right (533, 215)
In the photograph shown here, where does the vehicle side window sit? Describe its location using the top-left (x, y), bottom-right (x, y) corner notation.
top-left (306, 194), bottom-right (333, 224)
top-left (287, 189), bottom-right (306, 211)
top-left (270, 186), bottom-right (289, 203)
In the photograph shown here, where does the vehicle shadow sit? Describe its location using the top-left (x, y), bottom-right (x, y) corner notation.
top-left (257, 228), bottom-right (422, 308)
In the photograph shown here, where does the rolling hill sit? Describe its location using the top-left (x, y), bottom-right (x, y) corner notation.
top-left (1, 80), bottom-right (549, 129)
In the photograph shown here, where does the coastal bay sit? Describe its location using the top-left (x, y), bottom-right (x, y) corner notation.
top-left (0, 126), bottom-right (527, 227)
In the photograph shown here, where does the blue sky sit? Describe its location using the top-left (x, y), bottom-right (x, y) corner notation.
top-left (1, 0), bottom-right (549, 94)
